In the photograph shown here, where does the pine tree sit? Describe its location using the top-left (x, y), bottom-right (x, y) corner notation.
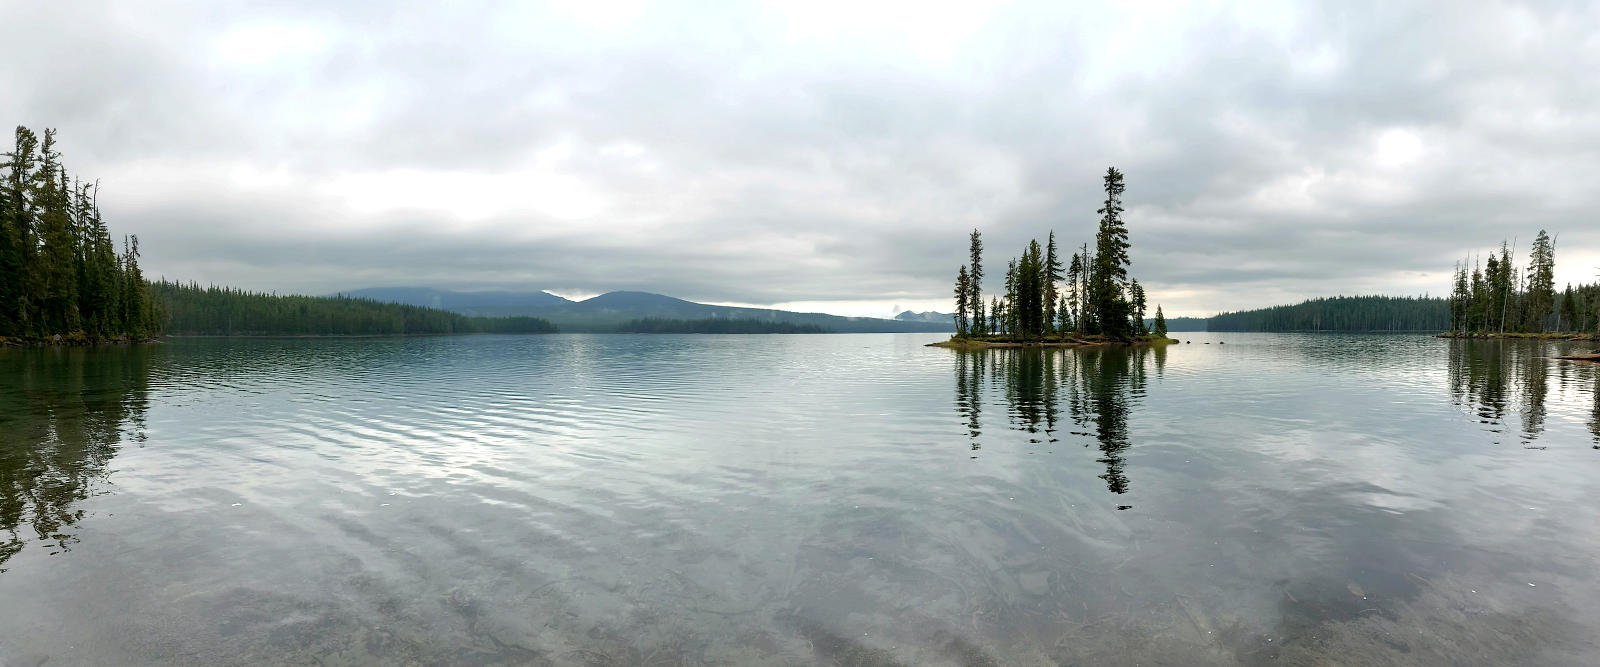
top-left (1495, 241), bottom-right (1513, 333)
top-left (1004, 259), bottom-right (1018, 336)
top-left (1450, 261), bottom-right (1468, 334)
top-left (1089, 167), bottom-right (1132, 338)
top-left (1066, 252), bottom-right (1082, 334)
top-left (954, 265), bottom-right (970, 336)
top-left (2, 127), bottom-right (41, 337)
top-left (1560, 284), bottom-right (1577, 332)
top-left (1044, 231), bottom-right (1062, 335)
top-left (36, 130), bottom-right (82, 335)
top-left (1152, 305), bottom-right (1167, 338)
top-left (968, 229), bottom-right (984, 336)
top-left (1525, 230), bottom-right (1555, 332)
top-left (1130, 279), bottom-right (1147, 334)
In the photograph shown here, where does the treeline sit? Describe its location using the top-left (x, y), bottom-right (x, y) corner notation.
top-left (1449, 231), bottom-right (1600, 334)
top-left (952, 167), bottom-right (1167, 341)
top-left (616, 317), bottom-right (827, 334)
top-left (154, 281), bottom-right (556, 336)
top-left (1208, 296), bottom-right (1451, 332)
top-left (1, 126), bottom-right (159, 342)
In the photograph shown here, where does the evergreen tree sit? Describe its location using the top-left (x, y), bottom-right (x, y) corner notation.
top-left (1079, 243), bottom-right (1091, 333)
top-left (1130, 279), bottom-right (1147, 334)
top-left (2, 127), bottom-right (41, 337)
top-left (1044, 231), bottom-right (1062, 334)
top-left (1089, 167), bottom-right (1132, 338)
top-left (1525, 230), bottom-right (1555, 332)
top-left (1003, 259), bottom-right (1018, 335)
top-left (953, 265), bottom-right (970, 336)
top-left (36, 130), bottom-right (81, 334)
top-left (1494, 242), bottom-right (1513, 333)
top-left (1450, 261), bottom-right (1469, 334)
top-left (1152, 305), bottom-right (1167, 338)
top-left (1560, 284), bottom-right (1578, 332)
top-left (1066, 252), bottom-right (1082, 334)
top-left (968, 229), bottom-right (984, 336)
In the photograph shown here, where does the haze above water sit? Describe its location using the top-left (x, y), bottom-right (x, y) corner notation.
top-left (2, 333), bottom-right (1599, 665)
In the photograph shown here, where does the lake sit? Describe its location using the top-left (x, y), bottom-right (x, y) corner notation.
top-left (2, 333), bottom-right (1598, 665)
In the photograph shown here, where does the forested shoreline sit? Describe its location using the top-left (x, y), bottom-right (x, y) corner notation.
top-left (947, 167), bottom-right (1169, 345)
top-left (1, 127), bottom-right (159, 343)
top-left (1208, 296), bottom-right (1451, 332)
top-left (155, 281), bottom-right (556, 336)
top-left (1447, 231), bottom-right (1600, 336)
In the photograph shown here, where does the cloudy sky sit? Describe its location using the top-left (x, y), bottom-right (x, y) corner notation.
top-left (3, 1), bottom-right (1597, 317)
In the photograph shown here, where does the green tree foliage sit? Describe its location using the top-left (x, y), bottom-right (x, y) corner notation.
top-left (152, 281), bottom-right (556, 335)
top-left (953, 265), bottom-right (970, 336)
top-left (0, 126), bottom-right (158, 342)
top-left (1152, 305), bottom-right (1167, 338)
top-left (1524, 230), bottom-right (1555, 332)
top-left (617, 317), bottom-right (826, 334)
top-left (1089, 167), bottom-right (1132, 337)
top-left (1129, 279), bottom-right (1146, 334)
top-left (1044, 231), bottom-right (1062, 334)
top-left (952, 167), bottom-right (1152, 341)
top-left (1065, 252), bottom-right (1082, 333)
top-left (1207, 296), bottom-right (1451, 332)
top-left (1445, 230), bottom-right (1595, 335)
top-left (968, 229), bottom-right (984, 335)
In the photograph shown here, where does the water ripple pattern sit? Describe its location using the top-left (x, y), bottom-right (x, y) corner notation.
top-left (0, 332), bottom-right (1598, 665)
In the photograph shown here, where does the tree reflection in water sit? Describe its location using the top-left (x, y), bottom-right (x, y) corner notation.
top-left (0, 346), bottom-right (150, 571)
top-left (1446, 338), bottom-right (1600, 448)
top-left (954, 344), bottom-right (1153, 495)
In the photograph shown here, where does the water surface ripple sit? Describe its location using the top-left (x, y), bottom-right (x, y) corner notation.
top-left (1, 333), bottom-right (1598, 665)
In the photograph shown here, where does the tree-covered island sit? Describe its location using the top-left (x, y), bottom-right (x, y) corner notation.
top-left (932, 167), bottom-right (1175, 349)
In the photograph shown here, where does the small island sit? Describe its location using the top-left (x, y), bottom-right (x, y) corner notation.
top-left (929, 167), bottom-right (1178, 350)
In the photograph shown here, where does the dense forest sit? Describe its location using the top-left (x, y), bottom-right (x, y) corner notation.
top-left (1207, 296), bottom-right (1451, 332)
top-left (155, 281), bottom-right (556, 336)
top-left (952, 167), bottom-right (1167, 341)
top-left (1, 126), bottom-right (159, 342)
top-left (615, 317), bottom-right (827, 334)
top-left (1448, 231), bottom-right (1600, 335)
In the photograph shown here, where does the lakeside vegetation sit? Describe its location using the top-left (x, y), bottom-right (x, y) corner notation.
top-left (615, 317), bottom-right (827, 334)
top-left (1209, 295), bottom-right (1451, 332)
top-left (942, 167), bottom-right (1173, 348)
top-left (1445, 231), bottom-right (1600, 338)
top-left (1, 127), bottom-right (160, 343)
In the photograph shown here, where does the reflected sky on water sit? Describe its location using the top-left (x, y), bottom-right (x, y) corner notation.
top-left (1, 333), bottom-right (1598, 665)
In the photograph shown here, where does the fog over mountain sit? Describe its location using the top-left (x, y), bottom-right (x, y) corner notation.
top-left (5, 2), bottom-right (1598, 317)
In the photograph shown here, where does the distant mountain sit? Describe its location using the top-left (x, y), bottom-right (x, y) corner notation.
top-left (342, 288), bottom-right (953, 333)
top-left (895, 310), bottom-right (953, 324)
top-left (338, 287), bottom-right (571, 316)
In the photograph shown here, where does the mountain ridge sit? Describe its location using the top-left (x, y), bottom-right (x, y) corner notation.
top-left (340, 287), bottom-right (953, 333)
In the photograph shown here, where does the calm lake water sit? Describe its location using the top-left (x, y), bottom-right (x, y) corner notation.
top-left (2, 333), bottom-right (1599, 665)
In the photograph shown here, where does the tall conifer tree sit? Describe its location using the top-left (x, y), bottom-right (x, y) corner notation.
top-left (968, 229), bottom-right (984, 336)
top-left (1089, 167), bottom-right (1132, 338)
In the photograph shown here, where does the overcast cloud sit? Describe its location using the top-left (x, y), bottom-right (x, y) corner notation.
top-left (2, 0), bottom-right (1597, 317)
